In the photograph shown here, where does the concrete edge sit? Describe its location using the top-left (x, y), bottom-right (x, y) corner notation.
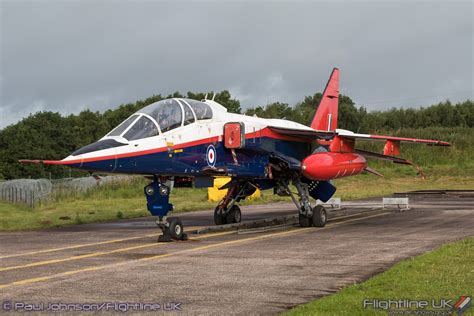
top-left (191, 207), bottom-right (385, 235)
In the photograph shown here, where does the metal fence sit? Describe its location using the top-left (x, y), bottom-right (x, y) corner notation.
top-left (0, 176), bottom-right (133, 208)
top-left (0, 185), bottom-right (39, 207)
top-left (0, 179), bottom-right (52, 207)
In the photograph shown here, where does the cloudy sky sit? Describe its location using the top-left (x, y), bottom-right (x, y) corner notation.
top-left (1, 0), bottom-right (472, 128)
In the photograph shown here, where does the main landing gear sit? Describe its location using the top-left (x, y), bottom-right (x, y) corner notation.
top-left (144, 177), bottom-right (188, 242)
top-left (214, 181), bottom-right (255, 225)
top-left (281, 178), bottom-right (327, 228)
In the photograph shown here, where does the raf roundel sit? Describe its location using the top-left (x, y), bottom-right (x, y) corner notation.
top-left (206, 145), bottom-right (216, 167)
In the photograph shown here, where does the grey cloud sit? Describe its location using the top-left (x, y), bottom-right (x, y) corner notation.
top-left (1, 0), bottom-right (472, 128)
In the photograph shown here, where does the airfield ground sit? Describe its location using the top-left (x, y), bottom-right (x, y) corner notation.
top-left (0, 191), bottom-right (473, 314)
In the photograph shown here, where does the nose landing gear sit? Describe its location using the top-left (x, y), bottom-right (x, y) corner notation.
top-left (144, 177), bottom-right (188, 242)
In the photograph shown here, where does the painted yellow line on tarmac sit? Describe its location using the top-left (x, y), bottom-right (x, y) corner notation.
top-left (0, 212), bottom-right (381, 271)
top-left (0, 212), bottom-right (389, 290)
top-left (0, 229), bottom-right (230, 272)
top-left (0, 226), bottom-right (202, 260)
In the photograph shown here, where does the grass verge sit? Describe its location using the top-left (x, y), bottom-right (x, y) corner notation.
top-left (285, 237), bottom-right (474, 315)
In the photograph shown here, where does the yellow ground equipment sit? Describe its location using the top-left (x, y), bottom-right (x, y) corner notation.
top-left (207, 177), bottom-right (261, 202)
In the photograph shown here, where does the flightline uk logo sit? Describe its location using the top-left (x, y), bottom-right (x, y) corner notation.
top-left (454, 297), bottom-right (472, 316)
top-left (363, 296), bottom-right (471, 315)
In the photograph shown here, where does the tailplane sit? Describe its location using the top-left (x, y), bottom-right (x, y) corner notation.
top-left (310, 67), bottom-right (339, 131)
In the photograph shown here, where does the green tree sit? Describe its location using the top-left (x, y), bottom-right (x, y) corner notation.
top-left (245, 102), bottom-right (292, 119)
top-left (0, 90), bottom-right (472, 179)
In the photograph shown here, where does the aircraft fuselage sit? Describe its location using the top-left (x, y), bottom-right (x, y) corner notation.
top-left (60, 98), bottom-right (313, 178)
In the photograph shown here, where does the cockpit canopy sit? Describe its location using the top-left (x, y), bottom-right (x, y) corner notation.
top-left (106, 99), bottom-right (213, 141)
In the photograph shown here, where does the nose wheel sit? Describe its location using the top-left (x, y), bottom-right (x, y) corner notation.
top-left (157, 217), bottom-right (187, 242)
top-left (169, 218), bottom-right (185, 240)
top-left (144, 177), bottom-right (188, 242)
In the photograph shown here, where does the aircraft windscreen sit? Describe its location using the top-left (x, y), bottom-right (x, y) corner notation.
top-left (139, 99), bottom-right (183, 133)
top-left (107, 115), bottom-right (139, 137)
top-left (72, 139), bottom-right (128, 156)
top-left (123, 116), bottom-right (159, 141)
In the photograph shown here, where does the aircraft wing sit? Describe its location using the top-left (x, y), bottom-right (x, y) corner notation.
top-left (354, 149), bottom-right (412, 164)
top-left (267, 126), bottom-right (449, 146)
top-left (335, 129), bottom-right (450, 146)
top-left (267, 126), bottom-right (335, 141)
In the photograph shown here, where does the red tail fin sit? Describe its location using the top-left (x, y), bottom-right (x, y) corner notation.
top-left (310, 68), bottom-right (339, 131)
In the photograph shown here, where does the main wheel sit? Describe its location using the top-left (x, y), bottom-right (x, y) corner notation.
top-left (214, 206), bottom-right (226, 225)
top-left (226, 205), bottom-right (241, 224)
top-left (299, 214), bottom-right (312, 227)
top-left (168, 218), bottom-right (184, 240)
top-left (312, 205), bottom-right (327, 227)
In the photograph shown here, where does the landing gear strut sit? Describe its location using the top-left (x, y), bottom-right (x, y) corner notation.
top-left (214, 181), bottom-right (255, 225)
top-left (145, 176), bottom-right (188, 242)
top-left (282, 178), bottom-right (328, 228)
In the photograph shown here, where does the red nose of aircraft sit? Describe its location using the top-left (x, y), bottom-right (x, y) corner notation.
top-left (301, 152), bottom-right (367, 181)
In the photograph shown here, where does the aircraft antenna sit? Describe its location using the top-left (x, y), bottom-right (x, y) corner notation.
top-left (212, 93), bottom-right (216, 101)
top-left (204, 93), bottom-right (208, 100)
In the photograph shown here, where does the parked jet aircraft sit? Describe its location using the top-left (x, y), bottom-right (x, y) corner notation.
top-left (21, 68), bottom-right (450, 241)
